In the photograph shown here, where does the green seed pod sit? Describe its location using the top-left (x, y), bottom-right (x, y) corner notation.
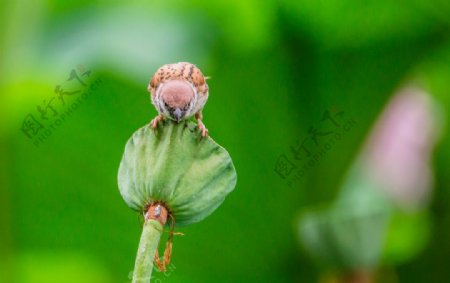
top-left (118, 120), bottom-right (237, 226)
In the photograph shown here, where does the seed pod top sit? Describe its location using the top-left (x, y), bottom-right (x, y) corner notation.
top-left (118, 120), bottom-right (237, 226)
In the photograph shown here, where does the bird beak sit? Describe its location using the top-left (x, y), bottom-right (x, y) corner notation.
top-left (173, 108), bottom-right (183, 122)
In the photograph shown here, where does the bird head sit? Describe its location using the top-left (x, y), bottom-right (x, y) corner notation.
top-left (158, 79), bottom-right (195, 122)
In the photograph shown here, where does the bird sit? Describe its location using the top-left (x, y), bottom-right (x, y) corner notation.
top-left (147, 62), bottom-right (209, 137)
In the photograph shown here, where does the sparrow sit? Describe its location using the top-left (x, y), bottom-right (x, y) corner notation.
top-left (148, 62), bottom-right (209, 136)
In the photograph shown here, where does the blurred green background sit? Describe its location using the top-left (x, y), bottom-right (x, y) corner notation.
top-left (1, 0), bottom-right (449, 282)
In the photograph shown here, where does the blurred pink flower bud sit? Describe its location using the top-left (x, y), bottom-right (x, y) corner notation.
top-left (361, 86), bottom-right (442, 210)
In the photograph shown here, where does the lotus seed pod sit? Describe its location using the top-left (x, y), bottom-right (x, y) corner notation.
top-left (118, 120), bottom-right (237, 226)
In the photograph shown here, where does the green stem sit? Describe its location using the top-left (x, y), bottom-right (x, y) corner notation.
top-left (132, 219), bottom-right (163, 283)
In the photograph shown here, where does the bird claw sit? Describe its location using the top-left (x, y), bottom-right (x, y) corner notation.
top-left (150, 115), bottom-right (164, 134)
top-left (150, 119), bottom-right (158, 129)
top-left (197, 122), bottom-right (208, 138)
top-left (194, 112), bottom-right (208, 139)
top-left (151, 114), bottom-right (208, 138)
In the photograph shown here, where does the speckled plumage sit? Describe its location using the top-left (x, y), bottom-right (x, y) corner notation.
top-left (148, 62), bottom-right (209, 136)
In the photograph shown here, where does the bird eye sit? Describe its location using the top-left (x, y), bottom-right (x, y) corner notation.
top-left (164, 102), bottom-right (175, 112)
